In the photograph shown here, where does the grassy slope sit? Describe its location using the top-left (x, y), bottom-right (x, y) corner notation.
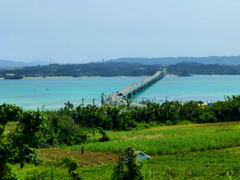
top-left (13, 147), bottom-right (240, 179)
top-left (79, 147), bottom-right (240, 180)
top-left (69, 122), bottom-right (240, 155)
top-left (12, 121), bottom-right (240, 179)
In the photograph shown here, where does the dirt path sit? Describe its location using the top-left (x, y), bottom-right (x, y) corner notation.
top-left (39, 148), bottom-right (119, 166)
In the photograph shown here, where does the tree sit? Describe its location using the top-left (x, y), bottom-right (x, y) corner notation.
top-left (98, 127), bottom-right (110, 142)
top-left (64, 101), bottom-right (74, 110)
top-left (112, 147), bottom-right (143, 180)
top-left (0, 104), bottom-right (23, 179)
top-left (0, 104), bottom-right (46, 179)
top-left (62, 157), bottom-right (82, 180)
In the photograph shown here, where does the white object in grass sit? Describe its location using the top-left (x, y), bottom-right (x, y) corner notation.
top-left (135, 151), bottom-right (151, 161)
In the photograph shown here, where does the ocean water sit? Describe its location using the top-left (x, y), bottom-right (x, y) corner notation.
top-left (134, 75), bottom-right (240, 103)
top-left (0, 77), bottom-right (144, 109)
top-left (0, 75), bottom-right (240, 109)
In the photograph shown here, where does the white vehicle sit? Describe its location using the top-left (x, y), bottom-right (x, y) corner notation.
top-left (135, 151), bottom-right (151, 161)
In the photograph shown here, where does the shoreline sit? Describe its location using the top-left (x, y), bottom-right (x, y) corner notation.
top-left (0, 75), bottom-right (148, 80)
top-left (0, 76), bottom-right (102, 80)
top-left (0, 74), bottom-right (239, 80)
top-left (23, 76), bottom-right (103, 79)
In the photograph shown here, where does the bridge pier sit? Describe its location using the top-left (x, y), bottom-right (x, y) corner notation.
top-left (133, 90), bottom-right (137, 95)
top-left (127, 93), bottom-right (132, 98)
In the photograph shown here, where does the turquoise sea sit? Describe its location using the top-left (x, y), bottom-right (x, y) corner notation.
top-left (0, 77), bottom-right (144, 109)
top-left (0, 75), bottom-right (240, 109)
top-left (133, 75), bottom-right (240, 103)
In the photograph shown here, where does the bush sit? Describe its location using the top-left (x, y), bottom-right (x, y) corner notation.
top-left (0, 104), bottom-right (46, 178)
top-left (25, 169), bottom-right (56, 180)
top-left (46, 113), bottom-right (87, 145)
top-left (61, 157), bottom-right (82, 180)
top-left (112, 147), bottom-right (143, 180)
top-left (98, 127), bottom-right (110, 142)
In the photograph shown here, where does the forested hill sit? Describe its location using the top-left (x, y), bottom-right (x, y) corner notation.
top-left (0, 62), bottom-right (163, 77)
top-left (167, 62), bottom-right (240, 75)
top-left (0, 59), bottom-right (50, 68)
top-left (1, 62), bottom-right (240, 78)
top-left (108, 56), bottom-right (240, 65)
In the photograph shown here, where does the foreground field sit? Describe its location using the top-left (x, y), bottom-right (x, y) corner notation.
top-left (69, 121), bottom-right (240, 155)
top-left (13, 146), bottom-right (240, 179)
top-left (78, 146), bottom-right (240, 179)
top-left (13, 121), bottom-right (240, 179)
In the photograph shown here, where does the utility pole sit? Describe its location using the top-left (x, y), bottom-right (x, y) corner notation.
top-left (101, 93), bottom-right (105, 107)
top-left (82, 97), bottom-right (84, 107)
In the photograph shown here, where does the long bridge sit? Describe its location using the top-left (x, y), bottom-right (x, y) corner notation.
top-left (106, 70), bottom-right (165, 105)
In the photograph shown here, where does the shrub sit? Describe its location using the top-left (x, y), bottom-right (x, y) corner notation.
top-left (112, 147), bottom-right (143, 180)
top-left (98, 127), bottom-right (110, 142)
top-left (25, 169), bottom-right (56, 180)
top-left (0, 104), bottom-right (46, 178)
top-left (61, 157), bottom-right (82, 180)
top-left (47, 113), bottom-right (87, 145)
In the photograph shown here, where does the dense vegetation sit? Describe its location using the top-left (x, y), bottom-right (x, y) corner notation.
top-left (109, 56), bottom-right (240, 65)
top-left (2, 96), bottom-right (240, 179)
top-left (10, 122), bottom-right (240, 179)
top-left (2, 95), bottom-right (240, 148)
top-left (0, 104), bottom-right (46, 179)
top-left (112, 147), bottom-right (143, 180)
top-left (0, 62), bottom-right (163, 77)
top-left (2, 61), bottom-right (240, 78)
top-left (44, 95), bottom-right (240, 141)
top-left (167, 62), bottom-right (240, 75)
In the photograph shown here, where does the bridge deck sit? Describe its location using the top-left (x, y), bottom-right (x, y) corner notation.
top-left (106, 70), bottom-right (165, 104)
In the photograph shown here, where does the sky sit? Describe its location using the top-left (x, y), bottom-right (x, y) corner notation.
top-left (0, 0), bottom-right (240, 63)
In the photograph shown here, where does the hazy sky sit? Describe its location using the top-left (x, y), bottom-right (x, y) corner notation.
top-left (1, 0), bottom-right (240, 63)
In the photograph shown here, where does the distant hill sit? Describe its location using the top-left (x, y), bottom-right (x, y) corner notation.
top-left (0, 62), bottom-right (163, 77)
top-left (167, 62), bottom-right (240, 75)
top-left (0, 60), bottom-right (26, 68)
top-left (0, 60), bottom-right (50, 68)
top-left (1, 61), bottom-right (240, 77)
top-left (108, 56), bottom-right (240, 65)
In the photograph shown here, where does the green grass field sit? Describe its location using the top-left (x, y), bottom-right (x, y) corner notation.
top-left (69, 121), bottom-right (240, 155)
top-left (12, 121), bottom-right (240, 179)
top-left (12, 147), bottom-right (240, 179)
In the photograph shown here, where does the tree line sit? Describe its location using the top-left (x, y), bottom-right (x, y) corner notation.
top-left (5, 95), bottom-right (240, 147)
top-left (0, 62), bottom-right (162, 77)
top-left (167, 62), bottom-right (240, 75)
top-left (2, 62), bottom-right (240, 78)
